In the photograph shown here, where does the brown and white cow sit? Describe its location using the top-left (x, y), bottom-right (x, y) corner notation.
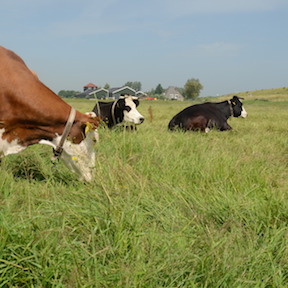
top-left (0, 46), bottom-right (99, 181)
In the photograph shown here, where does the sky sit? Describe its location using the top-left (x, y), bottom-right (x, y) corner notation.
top-left (1, 0), bottom-right (288, 96)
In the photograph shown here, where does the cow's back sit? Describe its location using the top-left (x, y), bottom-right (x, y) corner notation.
top-left (93, 101), bottom-right (112, 118)
top-left (0, 46), bottom-right (70, 124)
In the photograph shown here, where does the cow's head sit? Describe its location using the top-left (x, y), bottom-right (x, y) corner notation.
top-left (40, 113), bottom-right (99, 182)
top-left (60, 129), bottom-right (98, 182)
top-left (61, 113), bottom-right (99, 182)
top-left (230, 96), bottom-right (248, 118)
top-left (117, 95), bottom-right (145, 124)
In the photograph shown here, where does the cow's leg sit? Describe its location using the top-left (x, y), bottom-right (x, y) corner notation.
top-left (205, 119), bottom-right (213, 133)
top-left (219, 121), bottom-right (232, 131)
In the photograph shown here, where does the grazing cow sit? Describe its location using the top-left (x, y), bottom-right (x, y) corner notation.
top-left (92, 95), bottom-right (144, 128)
top-left (168, 96), bottom-right (248, 132)
top-left (0, 46), bottom-right (99, 181)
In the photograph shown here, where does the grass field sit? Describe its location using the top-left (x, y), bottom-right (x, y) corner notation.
top-left (0, 96), bottom-right (288, 287)
top-left (220, 87), bottom-right (288, 102)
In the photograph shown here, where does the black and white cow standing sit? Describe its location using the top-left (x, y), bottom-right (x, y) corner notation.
top-left (168, 95), bottom-right (248, 132)
top-left (92, 95), bottom-right (144, 128)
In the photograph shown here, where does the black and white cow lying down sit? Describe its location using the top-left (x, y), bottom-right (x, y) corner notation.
top-left (168, 96), bottom-right (248, 132)
top-left (92, 95), bottom-right (144, 128)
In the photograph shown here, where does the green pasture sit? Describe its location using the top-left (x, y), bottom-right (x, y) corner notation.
top-left (0, 97), bottom-right (288, 287)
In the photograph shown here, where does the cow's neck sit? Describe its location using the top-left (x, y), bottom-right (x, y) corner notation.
top-left (216, 101), bottom-right (232, 119)
top-left (101, 101), bottom-right (123, 127)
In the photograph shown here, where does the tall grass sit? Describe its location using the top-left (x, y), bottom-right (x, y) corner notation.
top-left (0, 99), bottom-right (288, 287)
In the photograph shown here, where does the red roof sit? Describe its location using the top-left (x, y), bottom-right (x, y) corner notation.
top-left (84, 83), bottom-right (97, 88)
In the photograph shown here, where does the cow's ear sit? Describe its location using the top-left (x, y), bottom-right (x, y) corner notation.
top-left (232, 95), bottom-right (244, 101)
top-left (231, 95), bottom-right (239, 105)
top-left (85, 122), bottom-right (94, 134)
top-left (84, 112), bottom-right (100, 132)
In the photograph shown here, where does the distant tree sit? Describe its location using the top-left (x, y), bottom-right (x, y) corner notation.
top-left (184, 78), bottom-right (203, 100)
top-left (149, 88), bottom-right (155, 95)
top-left (104, 83), bottom-right (110, 90)
top-left (124, 81), bottom-right (142, 91)
top-left (58, 90), bottom-right (80, 98)
top-left (155, 84), bottom-right (164, 95)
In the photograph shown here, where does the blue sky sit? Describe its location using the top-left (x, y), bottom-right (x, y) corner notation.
top-left (1, 0), bottom-right (288, 96)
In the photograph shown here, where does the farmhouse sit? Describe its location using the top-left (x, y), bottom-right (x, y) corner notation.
top-left (89, 87), bottom-right (109, 99)
top-left (76, 84), bottom-right (145, 100)
top-left (136, 90), bottom-right (147, 98)
top-left (108, 86), bottom-right (136, 99)
top-left (84, 83), bottom-right (98, 92)
top-left (76, 83), bottom-right (99, 98)
top-left (164, 86), bottom-right (184, 101)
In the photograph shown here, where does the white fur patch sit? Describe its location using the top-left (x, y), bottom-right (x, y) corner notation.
top-left (123, 97), bottom-right (144, 124)
top-left (0, 128), bottom-right (26, 157)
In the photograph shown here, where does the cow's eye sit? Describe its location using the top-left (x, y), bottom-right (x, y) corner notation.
top-left (125, 106), bottom-right (131, 112)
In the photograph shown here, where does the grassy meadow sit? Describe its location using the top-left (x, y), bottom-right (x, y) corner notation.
top-left (0, 96), bottom-right (288, 287)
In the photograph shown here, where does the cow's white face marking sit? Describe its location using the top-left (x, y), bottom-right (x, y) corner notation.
top-left (241, 106), bottom-right (248, 118)
top-left (0, 128), bottom-right (26, 157)
top-left (40, 129), bottom-right (99, 182)
top-left (123, 97), bottom-right (144, 124)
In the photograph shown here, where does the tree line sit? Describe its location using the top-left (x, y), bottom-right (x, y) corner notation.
top-left (58, 78), bottom-right (203, 100)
